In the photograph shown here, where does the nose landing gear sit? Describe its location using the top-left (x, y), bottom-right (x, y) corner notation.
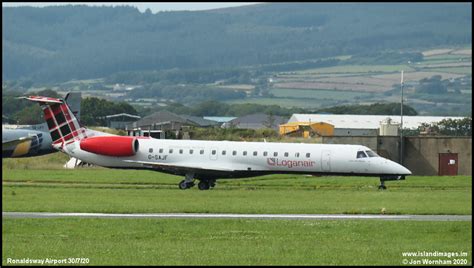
top-left (379, 175), bottom-right (405, 190)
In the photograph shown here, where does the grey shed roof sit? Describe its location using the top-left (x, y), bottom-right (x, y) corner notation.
top-left (228, 113), bottom-right (289, 129)
top-left (180, 115), bottom-right (218, 127)
top-left (105, 113), bottom-right (141, 119)
top-left (129, 110), bottom-right (218, 128)
top-left (131, 110), bottom-right (188, 128)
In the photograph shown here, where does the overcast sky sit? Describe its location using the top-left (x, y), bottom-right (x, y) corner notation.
top-left (2, 2), bottom-right (259, 13)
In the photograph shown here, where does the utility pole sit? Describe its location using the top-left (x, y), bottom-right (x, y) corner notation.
top-left (400, 70), bottom-right (404, 165)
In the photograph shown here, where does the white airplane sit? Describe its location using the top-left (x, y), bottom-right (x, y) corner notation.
top-left (24, 95), bottom-right (411, 190)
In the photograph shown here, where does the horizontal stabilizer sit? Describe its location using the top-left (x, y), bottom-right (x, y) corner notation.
top-left (19, 96), bottom-right (63, 104)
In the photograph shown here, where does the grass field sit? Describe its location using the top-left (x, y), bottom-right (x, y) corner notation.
top-left (2, 161), bottom-right (472, 265)
top-left (297, 64), bottom-right (414, 74)
top-left (226, 97), bottom-right (334, 109)
top-left (270, 88), bottom-right (372, 100)
top-left (2, 218), bottom-right (471, 265)
top-left (2, 169), bottom-right (472, 215)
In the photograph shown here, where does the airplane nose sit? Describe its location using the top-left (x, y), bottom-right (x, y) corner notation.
top-left (394, 162), bottom-right (411, 175)
top-left (401, 165), bottom-right (412, 175)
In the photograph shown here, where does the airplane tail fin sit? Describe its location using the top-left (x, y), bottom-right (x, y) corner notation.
top-left (23, 96), bottom-right (88, 149)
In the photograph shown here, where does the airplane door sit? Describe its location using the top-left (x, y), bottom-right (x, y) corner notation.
top-left (321, 150), bottom-right (331, 172)
top-left (210, 148), bottom-right (218, 160)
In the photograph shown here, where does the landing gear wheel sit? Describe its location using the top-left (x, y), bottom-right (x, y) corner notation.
top-left (179, 180), bottom-right (187, 189)
top-left (198, 180), bottom-right (210, 190)
top-left (179, 180), bottom-right (194, 190)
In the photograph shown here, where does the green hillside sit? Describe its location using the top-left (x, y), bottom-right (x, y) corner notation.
top-left (2, 3), bottom-right (471, 82)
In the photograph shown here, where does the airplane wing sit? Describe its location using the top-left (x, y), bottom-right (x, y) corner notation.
top-left (123, 160), bottom-right (235, 173)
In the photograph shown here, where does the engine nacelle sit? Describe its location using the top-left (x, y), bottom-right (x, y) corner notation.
top-left (80, 136), bottom-right (139, 157)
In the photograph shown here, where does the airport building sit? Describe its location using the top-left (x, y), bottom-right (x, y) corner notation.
top-left (104, 113), bottom-right (141, 129)
top-left (285, 114), bottom-right (466, 137)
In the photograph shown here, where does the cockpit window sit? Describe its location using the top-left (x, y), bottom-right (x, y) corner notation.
top-left (356, 151), bottom-right (367, 158)
top-left (365, 150), bottom-right (378, 157)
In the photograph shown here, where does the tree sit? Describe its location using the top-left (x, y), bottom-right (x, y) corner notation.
top-left (436, 117), bottom-right (472, 136)
top-left (317, 103), bottom-right (418, 115)
top-left (81, 97), bottom-right (138, 126)
top-left (415, 117), bottom-right (471, 136)
top-left (14, 105), bottom-right (43, 124)
top-left (416, 75), bottom-right (447, 94)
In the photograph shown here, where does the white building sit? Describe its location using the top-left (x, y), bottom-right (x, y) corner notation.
top-left (288, 114), bottom-right (465, 136)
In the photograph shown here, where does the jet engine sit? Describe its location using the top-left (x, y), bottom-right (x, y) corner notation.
top-left (80, 136), bottom-right (139, 157)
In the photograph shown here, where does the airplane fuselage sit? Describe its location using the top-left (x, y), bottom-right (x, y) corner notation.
top-left (2, 128), bottom-right (54, 158)
top-left (64, 138), bottom-right (411, 180)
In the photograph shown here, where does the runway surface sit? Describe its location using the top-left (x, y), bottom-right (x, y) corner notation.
top-left (3, 212), bottom-right (471, 221)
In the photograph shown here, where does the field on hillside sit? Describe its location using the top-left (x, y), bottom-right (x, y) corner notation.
top-left (226, 47), bottom-right (472, 115)
top-left (273, 48), bottom-right (471, 93)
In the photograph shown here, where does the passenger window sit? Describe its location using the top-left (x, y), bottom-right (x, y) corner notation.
top-left (274, 152), bottom-right (278, 157)
top-left (263, 151), bottom-right (268, 156)
top-left (212, 150), bottom-right (217, 155)
top-left (222, 150), bottom-right (226, 155)
top-left (253, 151), bottom-right (258, 156)
top-left (179, 149), bottom-right (183, 154)
top-left (200, 149), bottom-right (204, 154)
top-left (169, 149), bottom-right (173, 154)
top-left (295, 152), bottom-right (300, 157)
top-left (189, 149), bottom-right (194, 154)
top-left (284, 152), bottom-right (289, 157)
top-left (149, 148), bottom-right (153, 153)
top-left (306, 153), bottom-right (311, 158)
top-left (243, 151), bottom-right (247, 156)
top-left (159, 148), bottom-right (163, 153)
top-left (357, 151), bottom-right (367, 158)
top-left (232, 151), bottom-right (237, 156)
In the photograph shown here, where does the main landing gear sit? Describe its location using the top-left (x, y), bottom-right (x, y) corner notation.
top-left (198, 179), bottom-right (216, 190)
top-left (179, 173), bottom-right (195, 190)
top-left (178, 173), bottom-right (216, 190)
